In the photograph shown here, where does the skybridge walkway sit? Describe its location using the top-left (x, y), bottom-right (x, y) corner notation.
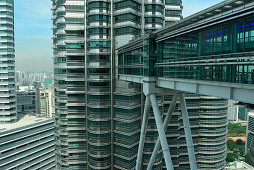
top-left (117, 0), bottom-right (254, 169)
top-left (118, 0), bottom-right (254, 105)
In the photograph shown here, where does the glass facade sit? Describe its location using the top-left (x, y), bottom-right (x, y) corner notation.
top-left (119, 15), bottom-right (254, 85)
top-left (52, 0), bottom-right (181, 169)
top-left (52, 0), bottom-right (86, 169)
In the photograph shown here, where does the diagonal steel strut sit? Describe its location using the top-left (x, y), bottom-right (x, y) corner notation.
top-left (150, 94), bottom-right (174, 170)
top-left (179, 93), bottom-right (197, 170)
top-left (136, 95), bottom-right (151, 170)
top-left (147, 93), bottom-right (180, 170)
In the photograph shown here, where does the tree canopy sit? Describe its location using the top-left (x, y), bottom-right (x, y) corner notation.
top-left (228, 123), bottom-right (246, 134)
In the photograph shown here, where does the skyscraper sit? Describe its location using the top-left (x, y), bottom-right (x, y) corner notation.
top-left (0, 0), bottom-right (16, 123)
top-left (53, 0), bottom-right (228, 169)
top-left (52, 0), bottom-right (182, 169)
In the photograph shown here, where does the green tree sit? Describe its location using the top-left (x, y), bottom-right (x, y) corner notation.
top-left (227, 140), bottom-right (236, 150)
top-left (239, 146), bottom-right (245, 157)
top-left (227, 153), bottom-right (236, 162)
top-left (228, 123), bottom-right (246, 134)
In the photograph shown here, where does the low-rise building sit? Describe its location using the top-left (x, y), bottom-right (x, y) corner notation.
top-left (16, 86), bottom-right (40, 114)
top-left (245, 112), bottom-right (254, 166)
top-left (0, 115), bottom-right (55, 169)
top-left (40, 89), bottom-right (54, 117)
top-left (225, 161), bottom-right (254, 170)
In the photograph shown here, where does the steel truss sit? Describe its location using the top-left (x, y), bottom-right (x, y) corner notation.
top-left (136, 79), bottom-right (197, 170)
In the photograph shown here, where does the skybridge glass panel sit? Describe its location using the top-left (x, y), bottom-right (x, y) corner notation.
top-left (156, 15), bottom-right (254, 84)
top-left (118, 15), bottom-right (254, 85)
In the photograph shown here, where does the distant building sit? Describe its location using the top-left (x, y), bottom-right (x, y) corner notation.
top-left (43, 78), bottom-right (53, 89)
top-left (0, 0), bottom-right (16, 123)
top-left (40, 89), bottom-right (54, 117)
top-left (228, 100), bottom-right (248, 122)
top-left (245, 112), bottom-right (254, 166)
top-left (238, 106), bottom-right (248, 121)
top-left (0, 115), bottom-right (55, 169)
top-left (16, 86), bottom-right (40, 114)
top-left (225, 161), bottom-right (254, 170)
top-left (246, 112), bottom-right (254, 151)
top-left (17, 91), bottom-right (36, 114)
top-left (228, 100), bottom-right (239, 122)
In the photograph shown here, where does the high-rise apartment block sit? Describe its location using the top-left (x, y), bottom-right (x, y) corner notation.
top-left (0, 0), bottom-right (16, 123)
top-left (0, 115), bottom-right (55, 169)
top-left (52, 0), bottom-right (228, 169)
top-left (246, 112), bottom-right (254, 166)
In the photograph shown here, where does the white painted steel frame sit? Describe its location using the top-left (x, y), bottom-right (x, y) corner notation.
top-left (119, 75), bottom-right (254, 104)
top-left (136, 96), bottom-right (151, 170)
top-left (135, 91), bottom-right (197, 170)
top-left (179, 93), bottom-right (197, 170)
top-left (150, 94), bottom-right (174, 170)
top-left (147, 93), bottom-right (180, 170)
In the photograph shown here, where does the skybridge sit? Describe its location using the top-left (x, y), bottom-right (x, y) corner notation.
top-left (117, 0), bottom-right (254, 169)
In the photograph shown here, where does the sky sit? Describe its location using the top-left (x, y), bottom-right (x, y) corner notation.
top-left (15, 0), bottom-right (223, 72)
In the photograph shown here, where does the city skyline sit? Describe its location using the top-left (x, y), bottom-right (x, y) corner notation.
top-left (15, 0), bottom-right (222, 72)
top-left (0, 0), bottom-right (252, 170)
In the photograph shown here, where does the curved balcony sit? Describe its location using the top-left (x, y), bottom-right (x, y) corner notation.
top-left (56, 29), bottom-right (66, 35)
top-left (68, 147), bottom-right (86, 154)
top-left (66, 87), bottom-right (85, 94)
top-left (88, 149), bottom-right (110, 158)
top-left (114, 20), bottom-right (141, 28)
top-left (88, 22), bottom-right (110, 28)
top-left (144, 24), bottom-right (163, 30)
top-left (198, 129), bottom-right (227, 137)
top-left (144, 12), bottom-right (164, 18)
top-left (198, 161), bottom-right (226, 170)
top-left (56, 6), bottom-right (65, 13)
top-left (198, 150), bottom-right (227, 158)
top-left (56, 17), bottom-right (65, 24)
top-left (88, 161), bottom-right (110, 170)
top-left (198, 137), bottom-right (227, 146)
top-left (87, 0), bottom-right (109, 3)
top-left (165, 4), bottom-right (182, 11)
top-left (145, 0), bottom-right (163, 5)
top-left (88, 34), bottom-right (110, 41)
top-left (87, 10), bottom-right (110, 15)
top-left (67, 125), bottom-right (86, 131)
top-left (68, 136), bottom-right (86, 142)
top-left (199, 112), bottom-right (228, 118)
top-left (88, 133), bottom-right (111, 145)
top-left (68, 159), bottom-right (87, 165)
top-left (197, 154), bottom-right (226, 164)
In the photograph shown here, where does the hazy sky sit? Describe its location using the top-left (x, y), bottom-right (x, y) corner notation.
top-left (15, 0), bottom-right (223, 72)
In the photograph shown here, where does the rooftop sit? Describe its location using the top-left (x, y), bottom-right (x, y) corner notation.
top-left (0, 114), bottom-right (52, 134)
top-left (226, 161), bottom-right (254, 170)
top-left (248, 112), bottom-right (254, 117)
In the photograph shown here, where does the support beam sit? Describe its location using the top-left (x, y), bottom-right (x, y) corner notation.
top-left (150, 94), bottom-right (174, 170)
top-left (147, 94), bottom-right (179, 170)
top-left (179, 93), bottom-right (197, 170)
top-left (136, 96), bottom-right (151, 170)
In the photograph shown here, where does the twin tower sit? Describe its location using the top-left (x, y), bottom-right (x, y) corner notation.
top-left (52, 0), bottom-right (227, 170)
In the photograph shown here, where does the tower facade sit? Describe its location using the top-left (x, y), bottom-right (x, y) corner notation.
top-left (52, 0), bottom-right (228, 169)
top-left (0, 0), bottom-right (16, 123)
